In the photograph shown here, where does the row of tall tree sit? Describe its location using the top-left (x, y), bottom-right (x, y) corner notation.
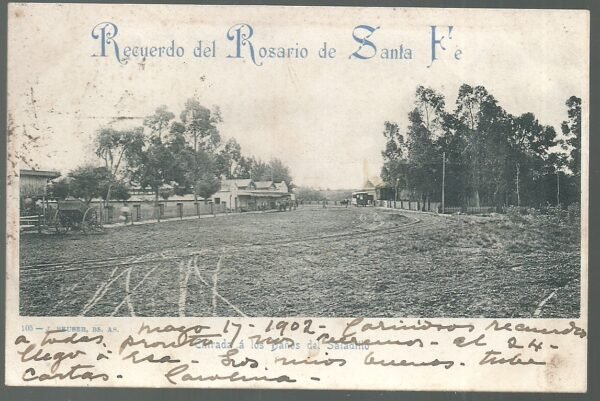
top-left (295, 187), bottom-right (353, 202)
top-left (50, 98), bottom-right (294, 203)
top-left (380, 85), bottom-right (582, 208)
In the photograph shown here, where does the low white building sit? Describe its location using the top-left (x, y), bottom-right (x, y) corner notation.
top-left (212, 179), bottom-right (292, 212)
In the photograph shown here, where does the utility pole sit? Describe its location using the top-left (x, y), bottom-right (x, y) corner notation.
top-left (441, 152), bottom-right (446, 213)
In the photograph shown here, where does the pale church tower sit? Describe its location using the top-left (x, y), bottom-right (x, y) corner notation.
top-left (362, 159), bottom-right (370, 189)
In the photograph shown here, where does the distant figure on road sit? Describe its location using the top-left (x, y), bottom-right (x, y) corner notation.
top-left (120, 203), bottom-right (131, 224)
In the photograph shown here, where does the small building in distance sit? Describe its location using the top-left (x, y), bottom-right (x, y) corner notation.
top-left (226, 179), bottom-right (256, 191)
top-left (351, 177), bottom-right (381, 206)
top-left (212, 179), bottom-right (291, 212)
top-left (20, 169), bottom-right (60, 201)
top-left (19, 169), bottom-right (61, 217)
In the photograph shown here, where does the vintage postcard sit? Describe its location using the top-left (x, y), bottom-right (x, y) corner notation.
top-left (5, 3), bottom-right (589, 391)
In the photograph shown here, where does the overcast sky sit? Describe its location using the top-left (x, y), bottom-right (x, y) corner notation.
top-left (8, 4), bottom-right (588, 189)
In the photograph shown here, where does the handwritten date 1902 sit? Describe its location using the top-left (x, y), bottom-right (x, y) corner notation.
top-left (264, 319), bottom-right (316, 336)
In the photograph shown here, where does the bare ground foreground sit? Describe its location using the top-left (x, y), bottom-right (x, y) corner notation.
top-left (19, 206), bottom-right (581, 318)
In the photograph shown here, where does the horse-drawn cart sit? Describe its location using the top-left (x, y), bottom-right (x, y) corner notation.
top-left (52, 199), bottom-right (104, 234)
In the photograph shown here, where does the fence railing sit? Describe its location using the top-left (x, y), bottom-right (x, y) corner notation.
top-left (443, 206), bottom-right (500, 214)
top-left (88, 200), bottom-right (227, 224)
top-left (20, 214), bottom-right (43, 233)
top-left (374, 199), bottom-right (442, 213)
top-left (23, 197), bottom-right (303, 232)
top-left (33, 199), bottom-right (230, 226)
top-left (375, 201), bottom-right (574, 216)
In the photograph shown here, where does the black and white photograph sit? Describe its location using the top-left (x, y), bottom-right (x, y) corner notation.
top-left (5, 3), bottom-right (591, 392)
top-left (11, 7), bottom-right (585, 320)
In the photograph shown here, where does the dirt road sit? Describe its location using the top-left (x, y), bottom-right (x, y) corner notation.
top-left (19, 206), bottom-right (580, 318)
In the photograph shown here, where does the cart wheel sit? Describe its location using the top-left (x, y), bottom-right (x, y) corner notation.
top-left (54, 211), bottom-right (68, 234)
top-left (82, 208), bottom-right (103, 234)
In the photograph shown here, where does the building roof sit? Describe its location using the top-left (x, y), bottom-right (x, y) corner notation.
top-left (20, 169), bottom-right (60, 179)
top-left (274, 182), bottom-right (288, 192)
top-left (221, 179), bottom-right (254, 189)
top-left (239, 190), bottom-right (291, 198)
top-left (254, 180), bottom-right (274, 189)
top-left (363, 176), bottom-right (383, 189)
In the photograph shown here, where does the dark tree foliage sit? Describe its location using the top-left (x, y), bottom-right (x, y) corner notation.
top-left (144, 105), bottom-right (175, 142)
top-left (60, 97), bottom-right (297, 205)
top-left (95, 126), bottom-right (144, 204)
top-left (195, 173), bottom-right (221, 204)
top-left (107, 181), bottom-right (131, 201)
top-left (295, 187), bottom-right (327, 202)
top-left (233, 156), bottom-right (253, 179)
top-left (50, 168), bottom-right (131, 202)
top-left (380, 85), bottom-right (581, 208)
top-left (67, 165), bottom-right (111, 204)
top-left (215, 138), bottom-right (242, 179)
top-left (126, 101), bottom-right (225, 203)
top-left (562, 96), bottom-right (582, 179)
top-left (180, 99), bottom-right (222, 153)
top-left (268, 158), bottom-right (294, 189)
top-left (248, 157), bottom-right (271, 181)
top-left (243, 157), bottom-right (294, 190)
top-left (48, 177), bottom-right (71, 200)
top-left (405, 109), bottom-right (440, 206)
top-left (380, 121), bottom-right (407, 188)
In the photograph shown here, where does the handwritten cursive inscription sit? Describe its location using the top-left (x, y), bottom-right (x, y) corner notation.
top-left (12, 318), bottom-right (586, 387)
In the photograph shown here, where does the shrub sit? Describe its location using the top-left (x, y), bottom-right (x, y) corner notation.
top-left (506, 206), bottom-right (527, 223)
top-left (159, 187), bottom-right (174, 200)
top-left (546, 206), bottom-right (568, 224)
top-left (568, 203), bottom-right (580, 224)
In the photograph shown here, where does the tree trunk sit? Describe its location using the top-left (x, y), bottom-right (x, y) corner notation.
top-left (154, 190), bottom-right (159, 218)
top-left (105, 181), bottom-right (113, 208)
top-left (106, 149), bottom-right (125, 207)
top-left (556, 171), bottom-right (560, 207)
top-left (516, 162), bottom-right (521, 207)
top-left (472, 166), bottom-right (480, 208)
top-left (493, 186), bottom-right (500, 212)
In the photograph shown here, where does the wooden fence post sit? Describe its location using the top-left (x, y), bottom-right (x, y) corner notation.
top-left (134, 204), bottom-right (141, 221)
top-left (104, 206), bottom-right (112, 224)
top-left (177, 203), bottom-right (183, 220)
